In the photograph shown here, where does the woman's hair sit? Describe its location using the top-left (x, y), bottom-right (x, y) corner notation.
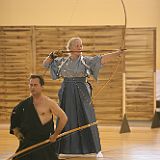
top-left (66, 37), bottom-right (82, 50)
top-left (29, 74), bottom-right (45, 86)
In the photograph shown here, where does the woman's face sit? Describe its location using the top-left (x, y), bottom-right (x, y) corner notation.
top-left (70, 39), bottom-right (83, 56)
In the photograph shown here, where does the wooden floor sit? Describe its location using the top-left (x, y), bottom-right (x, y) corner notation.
top-left (0, 122), bottom-right (160, 160)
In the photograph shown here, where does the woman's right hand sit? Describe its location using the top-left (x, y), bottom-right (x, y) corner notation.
top-left (48, 52), bottom-right (59, 59)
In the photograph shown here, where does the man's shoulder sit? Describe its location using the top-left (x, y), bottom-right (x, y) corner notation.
top-left (43, 96), bottom-right (57, 105)
top-left (14, 96), bottom-right (32, 110)
top-left (20, 96), bottom-right (32, 104)
top-left (44, 95), bottom-right (53, 102)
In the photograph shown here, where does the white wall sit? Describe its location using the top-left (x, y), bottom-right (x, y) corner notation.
top-left (0, 0), bottom-right (160, 68)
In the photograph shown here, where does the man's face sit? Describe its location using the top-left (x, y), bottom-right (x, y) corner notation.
top-left (29, 78), bottom-right (43, 96)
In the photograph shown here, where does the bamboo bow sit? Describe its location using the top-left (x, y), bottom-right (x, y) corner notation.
top-left (92, 0), bottom-right (127, 99)
top-left (5, 121), bottom-right (98, 160)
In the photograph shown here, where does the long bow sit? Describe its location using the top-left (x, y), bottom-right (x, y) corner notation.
top-left (92, 0), bottom-right (127, 99)
top-left (5, 121), bottom-right (97, 160)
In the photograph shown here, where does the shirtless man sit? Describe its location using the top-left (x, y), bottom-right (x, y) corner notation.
top-left (10, 74), bottom-right (68, 160)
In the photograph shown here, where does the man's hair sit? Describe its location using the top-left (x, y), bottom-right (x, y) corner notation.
top-left (29, 74), bottom-right (45, 86)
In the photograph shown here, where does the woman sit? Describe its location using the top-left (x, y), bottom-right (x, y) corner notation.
top-left (43, 37), bottom-right (122, 157)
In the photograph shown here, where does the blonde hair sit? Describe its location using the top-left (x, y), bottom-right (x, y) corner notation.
top-left (66, 37), bottom-right (82, 51)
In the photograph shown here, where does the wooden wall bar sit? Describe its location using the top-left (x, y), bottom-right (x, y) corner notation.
top-left (0, 26), bottom-right (33, 120)
top-left (125, 28), bottom-right (156, 120)
top-left (0, 26), bottom-right (156, 124)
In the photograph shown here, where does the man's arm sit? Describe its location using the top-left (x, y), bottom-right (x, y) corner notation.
top-left (12, 128), bottom-right (24, 141)
top-left (10, 103), bottom-right (24, 141)
top-left (48, 99), bottom-right (68, 143)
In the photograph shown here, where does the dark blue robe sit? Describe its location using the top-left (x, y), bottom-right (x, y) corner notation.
top-left (10, 96), bottom-right (58, 160)
top-left (44, 55), bottom-right (102, 154)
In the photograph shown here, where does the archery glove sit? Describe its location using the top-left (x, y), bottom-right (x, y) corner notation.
top-left (49, 50), bottom-right (65, 59)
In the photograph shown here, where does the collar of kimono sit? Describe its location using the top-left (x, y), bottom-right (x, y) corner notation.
top-left (92, 0), bottom-right (127, 99)
top-left (6, 121), bottom-right (98, 160)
